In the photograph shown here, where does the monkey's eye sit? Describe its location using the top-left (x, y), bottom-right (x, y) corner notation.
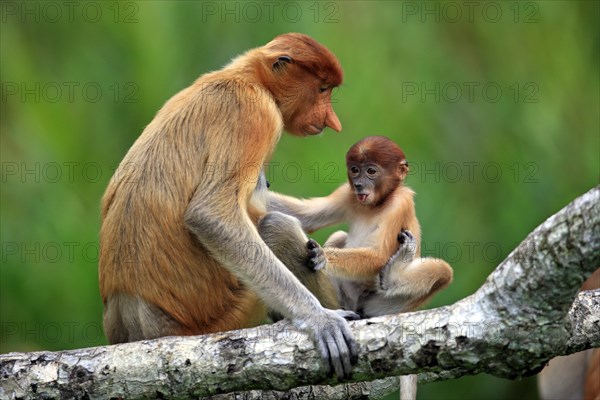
top-left (366, 167), bottom-right (378, 176)
top-left (350, 166), bottom-right (360, 175)
top-left (319, 86), bottom-right (329, 93)
top-left (272, 55), bottom-right (293, 71)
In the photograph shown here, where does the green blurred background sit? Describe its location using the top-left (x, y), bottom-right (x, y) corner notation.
top-left (1, 1), bottom-right (598, 399)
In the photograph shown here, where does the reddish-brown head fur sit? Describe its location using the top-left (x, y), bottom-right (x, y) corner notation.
top-left (257, 33), bottom-right (343, 136)
top-left (346, 136), bottom-right (407, 170)
top-left (346, 136), bottom-right (409, 207)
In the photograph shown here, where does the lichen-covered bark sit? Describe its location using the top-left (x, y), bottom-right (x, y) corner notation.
top-left (566, 290), bottom-right (600, 352)
top-left (205, 378), bottom-right (401, 400)
top-left (1, 187), bottom-right (598, 400)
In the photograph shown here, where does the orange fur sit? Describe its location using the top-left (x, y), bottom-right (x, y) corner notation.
top-left (324, 185), bottom-right (421, 280)
top-left (99, 33), bottom-right (343, 340)
top-left (268, 136), bottom-right (452, 400)
top-left (267, 136), bottom-right (451, 302)
top-left (267, 136), bottom-right (452, 396)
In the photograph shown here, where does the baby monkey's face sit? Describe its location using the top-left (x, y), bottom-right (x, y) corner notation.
top-left (345, 136), bottom-right (409, 208)
top-left (347, 163), bottom-right (382, 206)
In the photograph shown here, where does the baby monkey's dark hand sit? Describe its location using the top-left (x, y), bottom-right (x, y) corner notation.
top-left (306, 239), bottom-right (326, 271)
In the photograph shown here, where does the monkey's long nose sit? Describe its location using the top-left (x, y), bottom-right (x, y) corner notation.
top-left (325, 109), bottom-right (342, 132)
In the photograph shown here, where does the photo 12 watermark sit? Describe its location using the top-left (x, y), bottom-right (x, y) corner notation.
top-left (2, 241), bottom-right (101, 264)
top-left (1, 322), bottom-right (104, 345)
top-left (401, 82), bottom-right (540, 104)
top-left (199, 1), bottom-right (340, 23)
top-left (407, 162), bottom-right (540, 184)
top-left (0, 160), bottom-right (541, 186)
top-left (1, 1), bottom-right (139, 24)
top-left (400, 1), bottom-right (540, 24)
top-left (2, 161), bottom-right (107, 184)
top-left (2, 82), bottom-right (139, 104)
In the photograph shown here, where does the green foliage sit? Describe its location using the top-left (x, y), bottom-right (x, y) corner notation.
top-left (1, 2), bottom-right (597, 398)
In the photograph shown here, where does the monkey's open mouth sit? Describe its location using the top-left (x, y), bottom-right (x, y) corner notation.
top-left (357, 194), bottom-right (369, 202)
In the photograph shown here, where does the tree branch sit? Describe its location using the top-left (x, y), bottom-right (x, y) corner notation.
top-left (1, 187), bottom-right (598, 400)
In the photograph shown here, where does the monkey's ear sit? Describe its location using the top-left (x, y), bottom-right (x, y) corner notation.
top-left (272, 55), bottom-right (293, 72)
top-left (399, 160), bottom-right (409, 179)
